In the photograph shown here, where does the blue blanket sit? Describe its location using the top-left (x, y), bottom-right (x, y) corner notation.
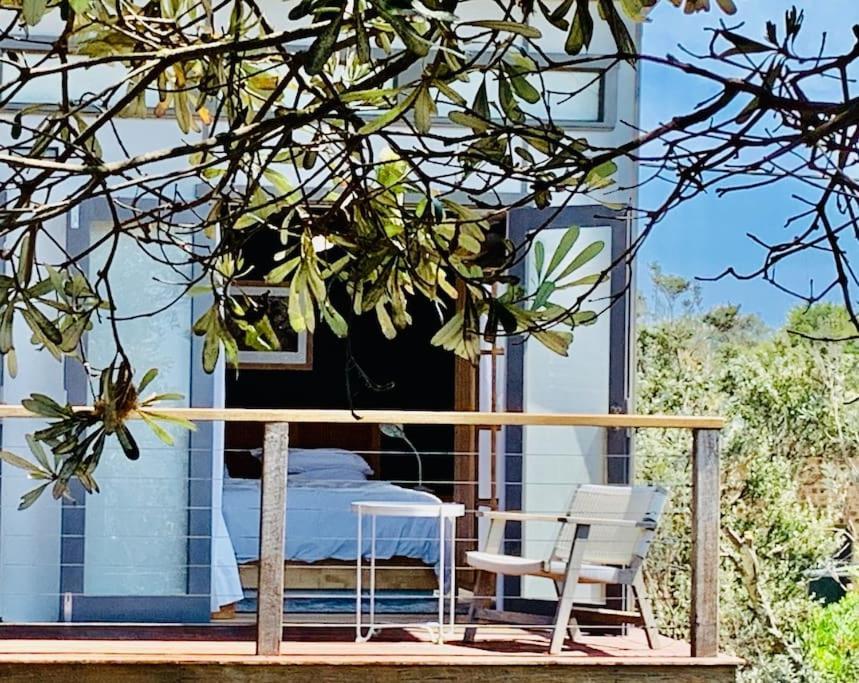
top-left (222, 478), bottom-right (444, 569)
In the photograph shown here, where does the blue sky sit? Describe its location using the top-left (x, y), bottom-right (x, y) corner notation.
top-left (638, 1), bottom-right (856, 325)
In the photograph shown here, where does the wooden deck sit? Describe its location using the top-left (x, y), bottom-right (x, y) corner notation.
top-left (0, 626), bottom-right (740, 682)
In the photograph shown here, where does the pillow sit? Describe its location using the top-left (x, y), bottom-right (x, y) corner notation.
top-left (289, 467), bottom-right (368, 483)
top-left (287, 448), bottom-right (373, 476)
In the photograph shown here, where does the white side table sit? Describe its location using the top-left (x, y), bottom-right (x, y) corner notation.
top-left (351, 501), bottom-right (465, 644)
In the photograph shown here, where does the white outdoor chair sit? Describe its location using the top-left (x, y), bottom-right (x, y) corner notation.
top-left (463, 484), bottom-right (669, 654)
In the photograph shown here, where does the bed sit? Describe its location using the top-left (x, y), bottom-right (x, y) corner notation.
top-left (215, 422), bottom-right (442, 616)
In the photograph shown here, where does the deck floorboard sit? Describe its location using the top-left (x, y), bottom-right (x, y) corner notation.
top-left (0, 627), bottom-right (741, 681)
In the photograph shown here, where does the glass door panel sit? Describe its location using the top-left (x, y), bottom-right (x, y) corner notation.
top-left (504, 206), bottom-right (631, 606)
top-left (83, 217), bottom-right (192, 595)
top-left (61, 199), bottom-right (211, 622)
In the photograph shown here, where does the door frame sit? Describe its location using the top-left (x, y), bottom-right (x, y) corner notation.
top-left (502, 205), bottom-right (632, 611)
top-left (453, 349), bottom-right (479, 587)
top-left (59, 197), bottom-right (214, 622)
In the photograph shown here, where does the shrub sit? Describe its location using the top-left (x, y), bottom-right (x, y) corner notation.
top-left (800, 592), bottom-right (859, 683)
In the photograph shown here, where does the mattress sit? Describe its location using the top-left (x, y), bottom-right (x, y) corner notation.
top-left (222, 478), bottom-right (445, 569)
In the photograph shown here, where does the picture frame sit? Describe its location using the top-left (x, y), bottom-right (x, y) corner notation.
top-left (226, 282), bottom-right (313, 370)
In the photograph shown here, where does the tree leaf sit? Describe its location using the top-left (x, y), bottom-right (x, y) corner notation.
top-left (414, 86), bottom-right (436, 134)
top-left (565, 0), bottom-right (594, 54)
top-left (507, 70), bottom-right (541, 105)
top-left (557, 272), bottom-right (604, 289)
top-left (263, 168), bottom-right (293, 196)
top-left (69, 0), bottom-right (92, 14)
top-left (306, 2), bottom-right (346, 75)
top-left (137, 368), bottom-right (158, 394)
top-left (555, 241), bottom-right (605, 282)
top-left (174, 90), bottom-right (193, 134)
top-left (322, 304), bottom-right (348, 337)
top-left (0, 306), bottom-right (14, 353)
top-left (375, 301), bottom-right (397, 339)
top-left (59, 315), bottom-right (89, 353)
top-left (572, 310), bottom-right (598, 325)
top-left (597, 0), bottom-right (634, 55)
top-left (0, 449), bottom-right (44, 474)
top-left (448, 111), bottom-right (488, 134)
top-left (6, 348), bottom-right (17, 378)
top-left (11, 112), bottom-right (22, 139)
top-left (138, 411), bottom-right (175, 446)
top-left (27, 434), bottom-right (53, 473)
top-left (720, 30), bottom-right (775, 57)
top-left (143, 410), bottom-right (197, 432)
top-left (202, 329), bottom-right (220, 373)
top-left (545, 226), bottom-right (581, 278)
top-left (472, 80), bottom-right (490, 119)
top-left (141, 392), bottom-right (185, 403)
top-left (619, 0), bottom-right (649, 21)
top-left (115, 424), bottom-right (140, 461)
top-left (358, 88), bottom-right (419, 134)
top-left (17, 232), bottom-right (34, 286)
top-left (532, 280), bottom-right (556, 310)
top-left (22, 305), bottom-right (63, 346)
top-left (18, 482), bottom-right (50, 511)
top-left (431, 310), bottom-right (465, 349)
top-left (534, 241), bottom-right (545, 278)
top-left (288, 0), bottom-right (314, 20)
top-left (354, 1), bottom-right (370, 63)
top-left (22, 0), bottom-right (48, 26)
top-left (289, 270), bottom-right (308, 332)
top-left (385, 13), bottom-right (430, 56)
top-left (498, 75), bottom-right (523, 122)
top-left (22, 393), bottom-right (69, 418)
top-left (546, 0), bottom-right (574, 30)
top-left (434, 80), bottom-right (466, 107)
top-left (716, 0), bottom-right (737, 16)
top-left (532, 328), bottom-right (572, 355)
top-left (464, 20), bottom-right (542, 39)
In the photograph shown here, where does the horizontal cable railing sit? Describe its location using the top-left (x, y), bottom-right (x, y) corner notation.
top-left (0, 408), bottom-right (721, 659)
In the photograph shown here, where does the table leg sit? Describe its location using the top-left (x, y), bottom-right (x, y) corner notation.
top-left (356, 507), bottom-right (362, 641)
top-left (370, 514), bottom-right (376, 638)
top-left (449, 516), bottom-right (456, 636)
top-left (438, 509), bottom-right (445, 644)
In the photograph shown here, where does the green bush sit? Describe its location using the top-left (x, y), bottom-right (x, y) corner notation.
top-left (800, 592), bottom-right (859, 683)
top-left (637, 269), bottom-right (858, 681)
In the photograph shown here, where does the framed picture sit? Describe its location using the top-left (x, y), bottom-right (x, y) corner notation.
top-left (226, 282), bottom-right (313, 370)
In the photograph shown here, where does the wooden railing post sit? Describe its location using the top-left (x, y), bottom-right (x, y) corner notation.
top-left (691, 428), bottom-right (720, 657)
top-left (256, 422), bottom-right (289, 656)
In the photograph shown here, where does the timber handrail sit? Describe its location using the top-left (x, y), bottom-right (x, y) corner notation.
top-left (0, 405), bottom-right (725, 429)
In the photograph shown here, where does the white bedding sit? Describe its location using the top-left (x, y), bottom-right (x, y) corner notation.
top-left (222, 478), bottom-right (444, 569)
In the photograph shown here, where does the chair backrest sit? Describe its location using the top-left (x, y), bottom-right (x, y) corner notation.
top-left (548, 484), bottom-right (668, 571)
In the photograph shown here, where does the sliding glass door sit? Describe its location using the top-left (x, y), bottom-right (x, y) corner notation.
top-left (61, 198), bottom-right (213, 622)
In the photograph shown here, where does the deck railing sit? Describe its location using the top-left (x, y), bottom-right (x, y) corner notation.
top-left (0, 407), bottom-right (723, 658)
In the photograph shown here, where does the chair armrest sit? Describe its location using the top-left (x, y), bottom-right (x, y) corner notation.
top-left (478, 510), bottom-right (655, 529)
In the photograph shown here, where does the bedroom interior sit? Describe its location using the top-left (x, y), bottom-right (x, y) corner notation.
top-left (215, 222), bottom-right (481, 618)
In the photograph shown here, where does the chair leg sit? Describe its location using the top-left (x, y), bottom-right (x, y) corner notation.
top-left (549, 526), bottom-right (589, 655)
top-left (463, 570), bottom-right (492, 644)
top-left (549, 575), bottom-right (580, 654)
top-left (632, 573), bottom-right (662, 649)
top-left (554, 579), bottom-right (579, 643)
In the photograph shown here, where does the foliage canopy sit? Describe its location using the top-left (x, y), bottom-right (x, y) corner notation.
top-left (1, 0), bottom-right (858, 509)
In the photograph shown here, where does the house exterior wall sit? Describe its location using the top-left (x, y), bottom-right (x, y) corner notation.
top-left (0, 1), bottom-right (640, 620)
top-left (0, 217), bottom-right (67, 621)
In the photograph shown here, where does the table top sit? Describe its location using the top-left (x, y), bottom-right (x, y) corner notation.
top-left (351, 501), bottom-right (466, 518)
